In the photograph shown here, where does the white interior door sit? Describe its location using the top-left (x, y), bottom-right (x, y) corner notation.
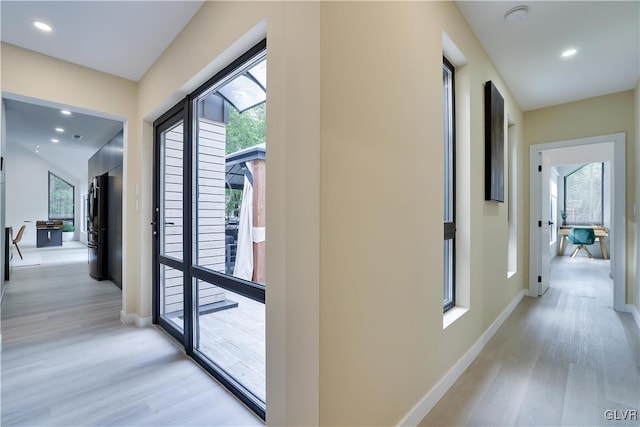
top-left (538, 152), bottom-right (551, 295)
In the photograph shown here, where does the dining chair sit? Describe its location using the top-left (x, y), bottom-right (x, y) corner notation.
top-left (12, 225), bottom-right (26, 260)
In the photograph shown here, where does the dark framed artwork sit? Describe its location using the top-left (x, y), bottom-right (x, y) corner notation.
top-left (484, 80), bottom-right (504, 202)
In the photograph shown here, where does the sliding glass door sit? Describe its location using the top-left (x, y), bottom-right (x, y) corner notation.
top-left (153, 41), bottom-right (266, 418)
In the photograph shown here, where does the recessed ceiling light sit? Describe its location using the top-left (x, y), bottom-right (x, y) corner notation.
top-left (35, 150), bottom-right (39, 153)
top-left (55, 127), bottom-right (64, 133)
top-left (61, 110), bottom-right (71, 116)
top-left (32, 21), bottom-right (52, 32)
top-left (36, 145), bottom-right (40, 148)
top-left (561, 48), bottom-right (577, 58)
top-left (51, 139), bottom-right (59, 143)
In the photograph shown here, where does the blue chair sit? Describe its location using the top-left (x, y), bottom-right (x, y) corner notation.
top-left (568, 227), bottom-right (596, 258)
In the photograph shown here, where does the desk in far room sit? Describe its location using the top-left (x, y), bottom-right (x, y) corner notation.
top-left (557, 225), bottom-right (608, 259)
top-left (36, 220), bottom-right (64, 248)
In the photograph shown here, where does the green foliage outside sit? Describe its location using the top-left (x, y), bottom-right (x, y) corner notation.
top-left (225, 103), bottom-right (266, 155)
top-left (62, 223), bottom-right (75, 232)
top-left (49, 172), bottom-right (74, 225)
top-left (564, 163), bottom-right (603, 225)
top-left (225, 103), bottom-right (266, 220)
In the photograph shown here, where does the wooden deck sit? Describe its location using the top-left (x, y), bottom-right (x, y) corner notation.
top-left (189, 290), bottom-right (265, 402)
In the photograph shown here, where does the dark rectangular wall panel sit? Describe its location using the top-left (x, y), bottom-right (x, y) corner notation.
top-left (484, 80), bottom-right (505, 202)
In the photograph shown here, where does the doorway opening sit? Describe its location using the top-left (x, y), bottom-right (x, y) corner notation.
top-left (1, 94), bottom-right (125, 302)
top-left (529, 132), bottom-right (626, 311)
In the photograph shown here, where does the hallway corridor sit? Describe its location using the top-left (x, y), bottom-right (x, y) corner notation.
top-left (420, 257), bottom-right (640, 426)
top-left (1, 261), bottom-right (262, 426)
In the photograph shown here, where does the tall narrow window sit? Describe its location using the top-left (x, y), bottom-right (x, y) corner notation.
top-left (49, 172), bottom-right (74, 227)
top-left (443, 57), bottom-right (455, 312)
top-left (507, 123), bottom-right (517, 276)
top-left (564, 162), bottom-right (604, 225)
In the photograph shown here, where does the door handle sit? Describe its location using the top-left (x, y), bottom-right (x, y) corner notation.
top-left (548, 221), bottom-right (554, 225)
top-left (151, 207), bottom-right (159, 236)
top-left (165, 222), bottom-right (175, 226)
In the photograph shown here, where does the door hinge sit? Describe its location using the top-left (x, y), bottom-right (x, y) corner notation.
top-left (538, 165), bottom-right (542, 172)
top-left (538, 220), bottom-right (542, 227)
top-left (537, 275), bottom-right (542, 283)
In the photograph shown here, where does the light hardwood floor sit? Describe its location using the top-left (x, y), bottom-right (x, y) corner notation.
top-left (420, 257), bottom-right (640, 426)
top-left (1, 261), bottom-right (263, 427)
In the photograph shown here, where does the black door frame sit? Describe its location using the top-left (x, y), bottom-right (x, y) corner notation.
top-left (152, 39), bottom-right (267, 420)
top-left (152, 99), bottom-right (191, 346)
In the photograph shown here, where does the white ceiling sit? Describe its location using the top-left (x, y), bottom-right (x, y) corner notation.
top-left (1, 1), bottom-right (204, 81)
top-left (3, 97), bottom-right (123, 182)
top-left (456, 1), bottom-right (640, 111)
top-left (4, 98), bottom-right (122, 152)
top-left (1, 1), bottom-right (202, 180)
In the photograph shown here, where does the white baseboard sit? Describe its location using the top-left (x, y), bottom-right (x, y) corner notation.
top-left (625, 304), bottom-right (640, 331)
top-left (120, 310), bottom-right (134, 324)
top-left (397, 289), bottom-right (526, 427)
top-left (120, 311), bottom-right (153, 328)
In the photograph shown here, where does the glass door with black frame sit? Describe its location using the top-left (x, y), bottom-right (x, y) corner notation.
top-left (152, 41), bottom-right (267, 420)
top-left (153, 112), bottom-right (187, 337)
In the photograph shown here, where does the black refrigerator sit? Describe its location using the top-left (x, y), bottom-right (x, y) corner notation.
top-left (88, 173), bottom-right (108, 280)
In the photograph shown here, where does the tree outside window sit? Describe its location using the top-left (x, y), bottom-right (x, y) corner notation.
top-left (564, 163), bottom-right (603, 225)
top-left (49, 172), bottom-right (74, 227)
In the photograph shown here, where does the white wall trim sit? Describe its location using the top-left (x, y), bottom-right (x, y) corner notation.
top-left (397, 289), bottom-right (526, 427)
top-left (626, 304), bottom-right (640, 331)
top-left (120, 310), bottom-right (134, 324)
top-left (135, 315), bottom-right (153, 327)
top-left (120, 311), bottom-right (152, 328)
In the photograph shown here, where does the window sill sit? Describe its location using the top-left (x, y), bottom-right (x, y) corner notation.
top-left (443, 306), bottom-right (469, 330)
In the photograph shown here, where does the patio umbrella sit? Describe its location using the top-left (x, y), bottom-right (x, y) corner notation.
top-left (233, 161), bottom-right (253, 280)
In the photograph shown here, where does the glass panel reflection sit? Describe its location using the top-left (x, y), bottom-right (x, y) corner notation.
top-left (161, 122), bottom-right (184, 261)
top-left (161, 264), bottom-right (184, 331)
top-left (196, 281), bottom-right (265, 402)
top-left (218, 75), bottom-right (266, 113)
top-left (248, 60), bottom-right (266, 89)
top-left (192, 55), bottom-right (267, 405)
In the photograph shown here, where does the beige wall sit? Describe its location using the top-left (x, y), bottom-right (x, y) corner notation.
top-left (0, 42), bottom-right (140, 317)
top-left (320, 2), bottom-right (526, 424)
top-left (1, 43), bottom-right (5, 301)
top-left (523, 90), bottom-right (637, 305)
top-left (636, 80), bottom-right (640, 313)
